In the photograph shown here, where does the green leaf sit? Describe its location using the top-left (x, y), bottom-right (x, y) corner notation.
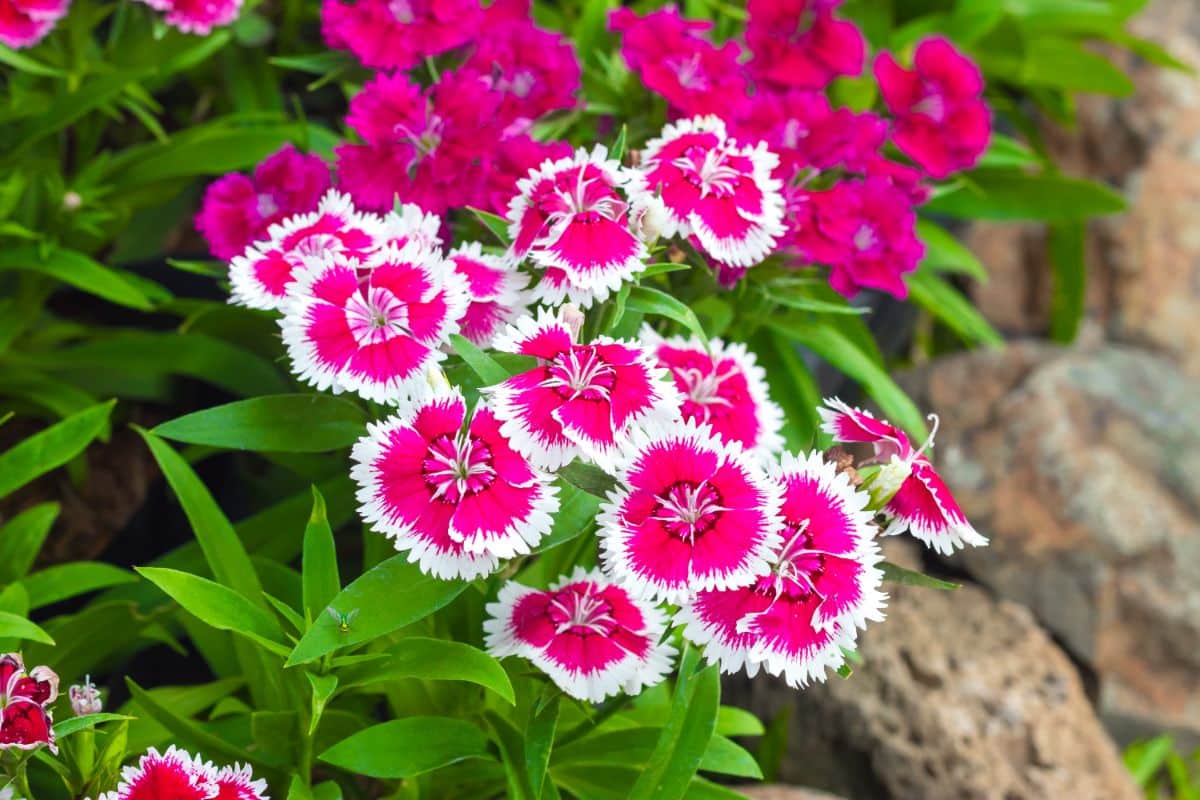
top-left (629, 660), bottom-right (722, 800)
top-left (137, 431), bottom-right (265, 603)
top-left (485, 711), bottom-right (539, 800)
top-left (907, 270), bottom-right (1004, 347)
top-left (762, 286), bottom-right (869, 316)
top-left (125, 678), bottom-right (269, 770)
top-left (1018, 37), bottom-right (1135, 96)
top-left (107, 123), bottom-right (302, 190)
top-left (22, 562), bottom-right (136, 610)
top-left (306, 673), bottom-right (338, 736)
top-left (749, 330), bottom-right (821, 451)
top-left (451, 334), bottom-right (513, 386)
top-left (558, 461), bottom-right (618, 498)
top-left (639, 262), bottom-right (691, 279)
top-left (339, 637), bottom-right (515, 703)
top-left (0, 246), bottom-right (156, 311)
top-left (468, 207), bottom-right (512, 246)
top-left (0, 502), bottom-right (58, 582)
top-left (16, 68), bottom-right (150, 151)
top-left (302, 487), bottom-right (341, 620)
top-left (715, 707), bottom-right (764, 738)
top-left (555, 730), bottom-right (761, 779)
top-left (915, 219), bottom-right (988, 281)
top-left (1125, 734), bottom-right (1174, 785)
top-left (925, 171), bottom-right (1126, 222)
top-left (319, 717), bottom-right (492, 778)
top-left (0, 400), bottom-right (114, 499)
top-left (0, 45), bottom-right (66, 77)
top-left (977, 134), bottom-right (1040, 170)
top-left (576, 0), bottom-right (616, 64)
top-left (879, 561), bottom-right (960, 590)
top-left (286, 556), bottom-right (467, 665)
top-left (0, 611), bottom-right (54, 644)
top-left (1048, 222), bottom-right (1086, 343)
top-left (154, 395), bottom-right (367, 453)
top-left (526, 695), bottom-right (560, 798)
top-left (610, 124), bottom-right (628, 163)
top-left (53, 713), bottom-right (134, 740)
top-left (627, 286), bottom-right (708, 344)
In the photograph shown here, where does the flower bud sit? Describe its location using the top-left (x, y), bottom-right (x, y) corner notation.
top-left (69, 677), bottom-right (102, 716)
top-left (559, 303), bottom-right (585, 341)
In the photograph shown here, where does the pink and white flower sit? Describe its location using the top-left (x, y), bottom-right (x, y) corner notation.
top-left (352, 389), bottom-right (559, 580)
top-left (507, 146), bottom-right (647, 301)
top-left (818, 397), bottom-right (988, 554)
top-left (376, 202), bottom-right (443, 253)
top-left (630, 116), bottom-right (785, 268)
top-left (487, 309), bottom-right (680, 471)
top-left (447, 242), bottom-right (528, 348)
top-left (281, 245), bottom-right (467, 404)
top-left (0, 0), bottom-right (71, 49)
top-left (0, 653), bottom-right (58, 754)
top-left (598, 419), bottom-right (783, 603)
top-left (641, 328), bottom-right (784, 457)
top-left (484, 567), bottom-right (675, 702)
top-left (228, 190), bottom-right (379, 311)
top-left (136, 0), bottom-right (242, 35)
top-left (677, 451), bottom-right (883, 687)
top-left (95, 746), bottom-right (214, 800)
top-left (211, 763), bottom-right (270, 800)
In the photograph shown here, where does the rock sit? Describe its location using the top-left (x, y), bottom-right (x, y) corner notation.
top-left (737, 786), bottom-right (844, 800)
top-left (728, 567), bottom-right (1140, 800)
top-left (899, 342), bottom-right (1200, 743)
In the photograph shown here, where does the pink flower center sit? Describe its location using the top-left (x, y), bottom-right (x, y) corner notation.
top-left (545, 346), bottom-right (616, 400)
top-left (912, 89), bottom-right (947, 122)
top-left (547, 584), bottom-right (617, 636)
top-left (667, 53), bottom-right (707, 90)
top-left (422, 432), bottom-right (496, 503)
top-left (852, 222), bottom-right (879, 253)
top-left (673, 146), bottom-right (742, 200)
top-left (653, 480), bottom-right (724, 542)
top-left (394, 113), bottom-right (444, 159)
top-left (783, 118), bottom-right (809, 150)
top-left (293, 232), bottom-right (343, 260)
top-left (344, 286), bottom-right (410, 345)
top-left (388, 0), bottom-right (415, 23)
top-left (676, 364), bottom-right (735, 420)
top-left (498, 69), bottom-right (537, 99)
top-left (544, 167), bottom-right (628, 229)
top-left (256, 192), bottom-right (279, 218)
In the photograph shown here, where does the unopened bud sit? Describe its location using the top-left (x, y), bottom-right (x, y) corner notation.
top-left (869, 454), bottom-right (912, 508)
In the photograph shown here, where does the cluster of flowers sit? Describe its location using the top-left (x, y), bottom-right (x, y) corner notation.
top-left (610, 1), bottom-right (990, 297)
top-left (0, 0), bottom-right (241, 48)
top-left (88, 746), bottom-right (268, 800)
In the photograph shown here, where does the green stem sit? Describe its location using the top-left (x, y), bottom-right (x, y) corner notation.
top-left (555, 693), bottom-right (629, 747)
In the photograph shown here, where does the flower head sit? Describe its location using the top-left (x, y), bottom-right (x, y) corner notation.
top-left (196, 146), bottom-right (331, 262)
top-left (746, 0), bottom-right (865, 91)
top-left (598, 419), bottom-right (784, 603)
top-left (677, 451), bottom-right (883, 687)
top-left (818, 397), bottom-right (988, 554)
top-left (641, 328), bottom-right (783, 458)
top-left (447, 242), bottom-right (528, 348)
top-left (487, 309), bottom-right (680, 471)
top-left (507, 146), bottom-right (647, 300)
top-left (321, 0), bottom-right (480, 70)
top-left (875, 37), bottom-right (991, 178)
top-left (136, 0), bottom-right (241, 35)
top-left (0, 653), bottom-right (58, 754)
top-left (94, 747), bottom-right (268, 800)
top-left (0, 0), bottom-right (70, 49)
top-left (352, 389), bottom-right (559, 580)
top-left (280, 245), bottom-right (467, 404)
top-left (212, 763), bottom-right (269, 800)
top-left (463, 15), bottom-right (580, 124)
top-left (484, 568), bottom-right (675, 702)
top-left (69, 676), bottom-right (102, 716)
top-left (630, 116), bottom-right (785, 268)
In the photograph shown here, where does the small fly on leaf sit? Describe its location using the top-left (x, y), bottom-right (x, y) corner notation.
top-left (326, 607), bottom-right (359, 633)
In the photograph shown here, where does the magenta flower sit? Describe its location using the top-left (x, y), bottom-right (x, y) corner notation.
top-left (479, 135), bottom-right (573, 217)
top-left (447, 242), bottom-right (528, 348)
top-left (0, 653), bottom-right (58, 754)
top-left (875, 37), bottom-right (991, 178)
top-left (336, 71), bottom-right (502, 214)
top-left (228, 190), bottom-right (379, 311)
top-left (280, 245), bottom-right (467, 404)
top-left (598, 419), bottom-right (784, 603)
top-left (487, 309), bottom-right (680, 471)
top-left (463, 16), bottom-right (580, 125)
top-left (196, 144), bottom-right (331, 261)
top-left (210, 764), bottom-right (269, 800)
top-left (789, 177), bottom-right (924, 299)
top-left (818, 397), bottom-right (988, 554)
top-left (321, 0), bottom-right (480, 71)
top-left (507, 146), bottom-right (647, 302)
top-left (95, 747), bottom-right (268, 800)
top-left (484, 568), bottom-right (675, 702)
top-left (352, 389), bottom-right (559, 580)
top-left (630, 116), bottom-right (785, 268)
top-left (610, 6), bottom-right (749, 117)
top-left (0, 0), bottom-right (70, 49)
top-left (136, 0), bottom-right (242, 35)
top-left (641, 328), bottom-right (783, 458)
top-left (677, 451), bottom-right (883, 687)
top-left (745, 0), bottom-right (865, 91)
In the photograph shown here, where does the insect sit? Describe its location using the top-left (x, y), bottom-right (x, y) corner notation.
top-left (326, 607), bottom-right (360, 633)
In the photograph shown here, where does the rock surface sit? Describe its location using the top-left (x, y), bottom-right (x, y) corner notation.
top-left (728, 563), bottom-right (1140, 800)
top-left (737, 787), bottom-right (844, 800)
top-left (899, 342), bottom-right (1200, 743)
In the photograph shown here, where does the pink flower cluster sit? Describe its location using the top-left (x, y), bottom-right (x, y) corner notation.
top-left (612, 1), bottom-right (992, 298)
top-left (133, 0), bottom-right (242, 35)
top-left (0, 653), bottom-right (58, 754)
top-left (91, 746), bottom-right (267, 800)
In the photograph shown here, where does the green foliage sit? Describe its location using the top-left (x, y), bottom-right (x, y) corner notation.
top-left (1125, 735), bottom-right (1200, 800)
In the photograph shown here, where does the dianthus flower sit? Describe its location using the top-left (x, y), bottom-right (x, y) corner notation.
top-left (609, 6), bottom-right (748, 117)
top-left (630, 116), bottom-right (785, 268)
top-left (462, 16), bottom-right (580, 125)
top-left (819, 397), bottom-right (989, 554)
top-left (479, 135), bottom-right (573, 217)
top-left (598, 419), bottom-right (783, 603)
top-left (336, 71), bottom-right (501, 214)
top-left (281, 245), bottom-right (467, 404)
top-left (507, 146), bottom-right (647, 303)
top-left (0, 0), bottom-right (70, 49)
top-left (0, 653), bottom-right (58, 753)
top-left (136, 0), bottom-right (242, 35)
top-left (94, 747), bottom-right (268, 800)
top-left (641, 328), bottom-right (783, 458)
top-left (736, 90), bottom-right (886, 178)
top-left (447, 242), bottom-right (528, 348)
top-left (677, 451), bottom-right (883, 687)
top-left (352, 389), bottom-right (559, 580)
top-left (745, 0), bottom-right (865, 91)
top-left (196, 145), bottom-right (331, 261)
top-left (228, 190), bottom-right (379, 311)
top-left (321, 0), bottom-right (479, 71)
top-left (485, 568), bottom-right (675, 702)
top-left (875, 37), bottom-right (991, 178)
top-left (487, 309), bottom-right (680, 471)
top-left (789, 177), bottom-right (924, 299)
